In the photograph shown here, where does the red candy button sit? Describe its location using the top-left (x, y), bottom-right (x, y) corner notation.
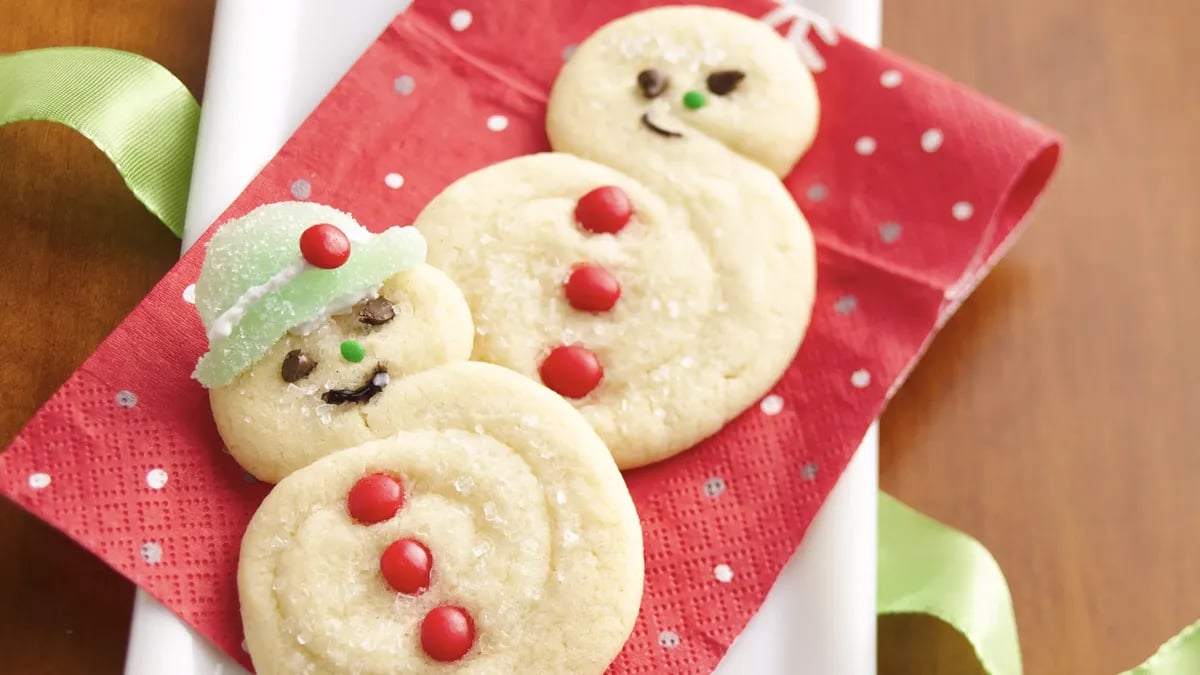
top-left (420, 606), bottom-right (476, 662)
top-left (346, 473), bottom-right (404, 524)
top-left (299, 223), bottom-right (351, 269)
top-left (575, 186), bottom-right (633, 235)
top-left (539, 345), bottom-right (603, 399)
top-left (564, 264), bottom-right (621, 312)
top-left (380, 538), bottom-right (432, 595)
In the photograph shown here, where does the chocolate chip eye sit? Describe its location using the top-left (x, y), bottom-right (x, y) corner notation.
top-left (358, 297), bottom-right (396, 325)
top-left (706, 69), bottom-right (745, 96)
top-left (281, 349), bottom-right (317, 382)
top-left (637, 68), bottom-right (668, 98)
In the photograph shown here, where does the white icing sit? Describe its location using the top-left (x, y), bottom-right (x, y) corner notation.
top-left (207, 258), bottom-right (309, 341)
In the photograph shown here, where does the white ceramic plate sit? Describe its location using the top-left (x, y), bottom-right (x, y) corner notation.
top-left (124, 1), bottom-right (882, 673)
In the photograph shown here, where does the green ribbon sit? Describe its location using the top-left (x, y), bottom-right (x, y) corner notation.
top-left (1120, 621), bottom-right (1200, 675)
top-left (878, 492), bottom-right (1022, 674)
top-left (4, 45), bottom-right (1198, 675)
top-left (879, 492), bottom-right (1200, 675)
top-left (0, 47), bottom-right (199, 237)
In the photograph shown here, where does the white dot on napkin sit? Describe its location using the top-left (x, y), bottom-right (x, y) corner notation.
top-left (449, 9), bottom-right (472, 31)
top-left (146, 468), bottom-right (169, 490)
top-left (952, 201), bottom-right (975, 221)
top-left (834, 295), bottom-right (857, 315)
top-left (806, 183), bottom-right (828, 202)
top-left (486, 115), bottom-right (509, 132)
top-left (921, 128), bottom-right (944, 153)
top-left (562, 44), bottom-right (577, 60)
top-left (384, 173), bottom-right (404, 189)
top-left (801, 462), bottom-right (819, 480)
top-left (115, 390), bottom-right (138, 408)
top-left (703, 477), bottom-right (726, 498)
top-left (141, 542), bottom-right (163, 565)
top-left (290, 179), bottom-right (311, 200)
top-left (880, 69), bottom-right (903, 88)
top-left (850, 369), bottom-right (871, 388)
top-left (760, 394), bottom-right (784, 416)
top-left (714, 564), bottom-right (734, 583)
top-left (879, 222), bottom-right (902, 244)
top-left (393, 75), bottom-right (415, 95)
top-left (854, 136), bottom-right (877, 156)
top-left (28, 473), bottom-right (51, 490)
top-left (182, 284), bottom-right (196, 304)
top-left (658, 630), bottom-right (680, 649)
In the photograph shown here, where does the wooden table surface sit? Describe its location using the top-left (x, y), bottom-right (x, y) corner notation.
top-left (1, 0), bottom-right (1196, 673)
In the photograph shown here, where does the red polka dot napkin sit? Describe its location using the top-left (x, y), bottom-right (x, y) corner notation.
top-left (0, 0), bottom-right (1060, 672)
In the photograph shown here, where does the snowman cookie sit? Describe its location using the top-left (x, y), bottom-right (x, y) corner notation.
top-left (414, 7), bottom-right (818, 469)
top-left (238, 361), bottom-right (644, 675)
top-left (193, 202), bottom-right (474, 483)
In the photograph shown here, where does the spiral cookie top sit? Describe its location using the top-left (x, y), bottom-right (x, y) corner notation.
top-left (238, 362), bottom-right (644, 674)
top-left (415, 151), bottom-right (813, 469)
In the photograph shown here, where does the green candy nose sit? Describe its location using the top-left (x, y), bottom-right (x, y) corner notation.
top-left (682, 90), bottom-right (707, 110)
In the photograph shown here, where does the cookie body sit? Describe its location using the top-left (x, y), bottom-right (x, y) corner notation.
top-left (415, 7), bottom-right (818, 469)
top-left (238, 362), bottom-right (644, 675)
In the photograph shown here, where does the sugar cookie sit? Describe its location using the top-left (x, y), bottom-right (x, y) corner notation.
top-left (194, 202), bottom-right (474, 482)
top-left (238, 362), bottom-right (644, 674)
top-left (414, 6), bottom-right (818, 468)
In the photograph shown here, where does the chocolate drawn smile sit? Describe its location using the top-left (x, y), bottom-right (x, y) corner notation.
top-left (640, 112), bottom-right (683, 138)
top-left (322, 365), bottom-right (390, 404)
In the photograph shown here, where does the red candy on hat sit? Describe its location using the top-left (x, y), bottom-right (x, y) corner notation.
top-left (299, 223), bottom-right (352, 268)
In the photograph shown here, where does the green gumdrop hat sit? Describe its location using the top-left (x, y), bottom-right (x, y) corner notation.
top-left (192, 201), bottom-right (426, 389)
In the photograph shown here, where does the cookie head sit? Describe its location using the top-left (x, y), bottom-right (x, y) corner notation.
top-left (193, 202), bottom-right (474, 483)
top-left (548, 5), bottom-right (819, 176)
top-left (238, 363), bottom-right (644, 674)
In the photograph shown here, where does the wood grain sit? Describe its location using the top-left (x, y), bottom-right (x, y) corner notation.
top-left (0, 1), bottom-right (214, 673)
top-left (0, 0), bottom-right (1195, 673)
top-left (879, 0), bottom-right (1200, 673)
